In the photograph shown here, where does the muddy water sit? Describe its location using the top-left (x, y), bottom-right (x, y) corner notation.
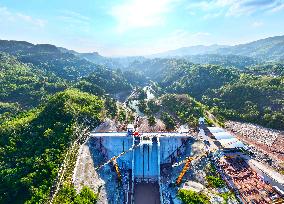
top-left (134, 183), bottom-right (160, 204)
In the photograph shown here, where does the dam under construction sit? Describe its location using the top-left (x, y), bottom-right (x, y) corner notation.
top-left (72, 121), bottom-right (284, 204)
top-left (89, 126), bottom-right (193, 204)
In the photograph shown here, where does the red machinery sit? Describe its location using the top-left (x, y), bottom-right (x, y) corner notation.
top-left (133, 131), bottom-right (139, 137)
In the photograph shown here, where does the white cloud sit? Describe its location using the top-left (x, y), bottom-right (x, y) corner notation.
top-left (0, 6), bottom-right (46, 28)
top-left (252, 21), bottom-right (264, 27)
top-left (187, 0), bottom-right (284, 17)
top-left (58, 10), bottom-right (90, 25)
top-left (269, 2), bottom-right (284, 12)
top-left (56, 10), bottom-right (92, 34)
top-left (110, 0), bottom-right (179, 32)
top-left (203, 11), bottom-right (223, 19)
top-left (225, 0), bottom-right (276, 16)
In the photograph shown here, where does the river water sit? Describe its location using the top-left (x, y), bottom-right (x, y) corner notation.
top-left (127, 86), bottom-right (155, 116)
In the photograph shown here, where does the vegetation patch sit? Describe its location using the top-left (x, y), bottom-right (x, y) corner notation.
top-left (178, 189), bottom-right (210, 204)
top-left (219, 191), bottom-right (236, 204)
top-left (206, 175), bottom-right (226, 188)
top-left (0, 89), bottom-right (105, 203)
top-left (53, 185), bottom-right (98, 204)
top-left (205, 163), bottom-right (226, 188)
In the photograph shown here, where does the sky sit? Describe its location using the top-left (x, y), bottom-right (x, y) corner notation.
top-left (0, 0), bottom-right (284, 56)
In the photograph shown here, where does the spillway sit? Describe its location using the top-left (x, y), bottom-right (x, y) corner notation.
top-left (134, 137), bottom-right (159, 181)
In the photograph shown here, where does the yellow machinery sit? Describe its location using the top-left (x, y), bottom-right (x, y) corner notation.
top-left (175, 157), bottom-right (193, 185)
top-left (175, 138), bottom-right (242, 186)
top-left (112, 159), bottom-right (122, 182)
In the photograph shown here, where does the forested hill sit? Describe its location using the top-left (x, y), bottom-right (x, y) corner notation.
top-left (0, 40), bottom-right (138, 204)
top-left (0, 89), bottom-right (107, 203)
top-left (59, 47), bottom-right (146, 70)
top-left (0, 36), bottom-right (284, 204)
top-left (0, 52), bottom-right (134, 112)
top-left (0, 52), bottom-right (67, 121)
top-left (127, 58), bottom-right (240, 84)
top-left (148, 35), bottom-right (284, 62)
top-left (149, 44), bottom-right (228, 58)
top-left (124, 56), bottom-right (283, 130)
top-left (216, 35), bottom-right (284, 61)
top-left (0, 38), bottom-right (283, 131)
top-left (0, 40), bottom-right (141, 125)
top-left (183, 54), bottom-right (259, 69)
top-left (0, 40), bottom-right (102, 80)
top-left (142, 59), bottom-right (284, 130)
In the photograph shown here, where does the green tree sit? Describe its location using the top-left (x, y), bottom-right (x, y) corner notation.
top-left (178, 189), bottom-right (210, 204)
top-left (74, 186), bottom-right (98, 204)
top-left (118, 110), bottom-right (126, 122)
top-left (148, 115), bottom-right (156, 127)
top-left (0, 89), bottom-right (104, 203)
top-left (206, 175), bottom-right (225, 188)
top-left (161, 113), bottom-right (176, 131)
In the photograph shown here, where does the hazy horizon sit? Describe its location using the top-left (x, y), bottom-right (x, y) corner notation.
top-left (1, 0), bottom-right (284, 56)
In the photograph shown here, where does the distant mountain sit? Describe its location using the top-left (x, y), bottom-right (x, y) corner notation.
top-left (58, 47), bottom-right (146, 69)
top-left (79, 52), bottom-right (105, 62)
top-left (184, 54), bottom-right (259, 69)
top-left (0, 40), bottom-right (147, 98)
top-left (57, 47), bottom-right (78, 55)
top-left (149, 44), bottom-right (229, 58)
top-left (0, 40), bottom-right (101, 80)
top-left (148, 35), bottom-right (284, 62)
top-left (2, 35), bottom-right (283, 75)
top-left (216, 35), bottom-right (284, 61)
top-left (76, 53), bottom-right (146, 70)
top-left (0, 40), bottom-right (60, 55)
top-left (0, 40), bottom-right (144, 100)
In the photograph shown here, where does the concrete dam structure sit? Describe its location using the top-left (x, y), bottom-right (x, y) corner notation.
top-left (90, 127), bottom-right (193, 204)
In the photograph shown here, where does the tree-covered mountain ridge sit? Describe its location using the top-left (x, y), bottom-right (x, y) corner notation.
top-left (1, 35), bottom-right (284, 71)
top-left (149, 35), bottom-right (284, 62)
top-left (0, 38), bottom-right (283, 131)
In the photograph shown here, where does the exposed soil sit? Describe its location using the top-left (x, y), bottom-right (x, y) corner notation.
top-left (137, 117), bottom-right (166, 132)
top-left (73, 138), bottom-right (124, 204)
